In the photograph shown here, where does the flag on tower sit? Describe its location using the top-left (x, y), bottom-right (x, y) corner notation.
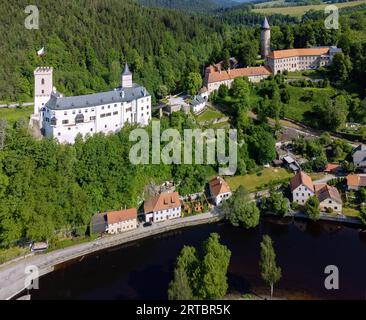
top-left (37, 47), bottom-right (45, 57)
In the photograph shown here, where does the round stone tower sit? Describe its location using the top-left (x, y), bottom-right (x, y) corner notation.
top-left (261, 17), bottom-right (271, 59)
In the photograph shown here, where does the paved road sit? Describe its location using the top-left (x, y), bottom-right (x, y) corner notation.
top-left (0, 210), bottom-right (221, 300)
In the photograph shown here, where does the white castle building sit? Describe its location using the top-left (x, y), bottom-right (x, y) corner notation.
top-left (32, 64), bottom-right (151, 144)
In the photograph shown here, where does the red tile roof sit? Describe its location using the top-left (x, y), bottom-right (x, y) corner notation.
top-left (209, 176), bottom-right (231, 197)
top-left (107, 208), bottom-right (137, 225)
top-left (290, 171), bottom-right (314, 192)
top-left (144, 192), bottom-right (181, 213)
top-left (324, 163), bottom-right (340, 173)
top-left (347, 175), bottom-right (366, 187)
top-left (267, 47), bottom-right (330, 59)
top-left (205, 66), bottom-right (271, 84)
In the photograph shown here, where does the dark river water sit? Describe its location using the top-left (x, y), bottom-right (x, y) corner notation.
top-left (30, 217), bottom-right (366, 300)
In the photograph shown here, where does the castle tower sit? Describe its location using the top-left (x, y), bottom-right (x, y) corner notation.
top-left (34, 67), bottom-right (53, 115)
top-left (121, 63), bottom-right (133, 88)
top-left (261, 17), bottom-right (271, 59)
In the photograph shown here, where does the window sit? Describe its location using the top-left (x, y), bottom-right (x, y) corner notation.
top-left (90, 116), bottom-right (96, 121)
top-left (64, 111), bottom-right (67, 116)
top-left (72, 111), bottom-right (76, 115)
top-left (41, 90), bottom-right (44, 94)
top-left (50, 117), bottom-right (57, 125)
top-left (62, 120), bottom-right (69, 124)
top-left (113, 111), bottom-right (118, 115)
top-left (41, 78), bottom-right (45, 85)
top-left (102, 106), bottom-right (105, 110)
top-left (75, 114), bottom-right (84, 124)
top-left (100, 114), bottom-right (106, 118)
top-left (58, 132), bottom-right (61, 136)
top-left (90, 128), bottom-right (93, 132)
top-left (106, 113), bottom-right (111, 117)
top-left (108, 105), bottom-right (110, 109)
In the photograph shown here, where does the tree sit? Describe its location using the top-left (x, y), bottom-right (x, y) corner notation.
top-left (199, 233), bottom-right (231, 299)
top-left (330, 53), bottom-right (353, 84)
top-left (185, 72), bottom-right (202, 96)
top-left (230, 77), bottom-right (250, 105)
top-left (238, 42), bottom-right (257, 68)
top-left (261, 191), bottom-right (289, 217)
top-left (218, 84), bottom-right (229, 98)
top-left (305, 196), bottom-right (321, 221)
top-left (168, 264), bottom-right (193, 300)
top-left (259, 235), bottom-right (282, 299)
top-left (222, 186), bottom-right (260, 229)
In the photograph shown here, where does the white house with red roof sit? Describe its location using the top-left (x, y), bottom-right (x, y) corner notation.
top-left (144, 192), bottom-right (181, 223)
top-left (106, 208), bottom-right (137, 234)
top-left (290, 171), bottom-right (315, 205)
top-left (209, 176), bottom-right (232, 206)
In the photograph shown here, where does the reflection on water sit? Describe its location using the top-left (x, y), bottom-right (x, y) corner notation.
top-left (30, 217), bottom-right (366, 300)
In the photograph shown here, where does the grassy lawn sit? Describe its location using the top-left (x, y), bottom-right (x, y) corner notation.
top-left (253, 0), bottom-right (366, 17)
top-left (309, 172), bottom-right (326, 181)
top-left (0, 106), bottom-right (33, 123)
top-left (343, 207), bottom-right (361, 218)
top-left (284, 86), bottom-right (335, 123)
top-left (196, 106), bottom-right (225, 123)
top-left (226, 167), bottom-right (294, 193)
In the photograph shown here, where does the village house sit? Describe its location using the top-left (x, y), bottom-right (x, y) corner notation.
top-left (190, 95), bottom-right (206, 114)
top-left (346, 174), bottom-right (366, 191)
top-left (106, 208), bottom-right (138, 234)
top-left (209, 176), bottom-right (232, 206)
top-left (290, 171), bottom-right (315, 204)
top-left (315, 184), bottom-right (343, 213)
top-left (352, 144), bottom-right (366, 172)
top-left (144, 192), bottom-right (181, 223)
top-left (290, 171), bottom-right (343, 213)
top-left (324, 163), bottom-right (341, 175)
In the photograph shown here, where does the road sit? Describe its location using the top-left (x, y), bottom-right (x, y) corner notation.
top-left (0, 209), bottom-right (222, 300)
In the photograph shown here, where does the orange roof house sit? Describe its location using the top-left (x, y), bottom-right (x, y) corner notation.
top-left (209, 176), bottom-right (231, 197)
top-left (144, 192), bottom-right (181, 213)
top-left (290, 171), bottom-right (314, 192)
top-left (205, 65), bottom-right (272, 85)
top-left (106, 208), bottom-right (137, 225)
top-left (324, 163), bottom-right (341, 174)
top-left (347, 174), bottom-right (366, 190)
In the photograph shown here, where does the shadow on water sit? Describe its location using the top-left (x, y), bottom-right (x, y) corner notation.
top-left (29, 218), bottom-right (366, 300)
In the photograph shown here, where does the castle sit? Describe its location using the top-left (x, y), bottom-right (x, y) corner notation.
top-left (32, 64), bottom-right (151, 144)
top-left (203, 17), bottom-right (341, 94)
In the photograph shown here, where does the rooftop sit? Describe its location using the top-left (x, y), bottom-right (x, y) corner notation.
top-left (205, 66), bottom-right (272, 84)
top-left (209, 176), bottom-right (231, 197)
top-left (144, 192), bottom-right (181, 213)
top-left (46, 84), bottom-right (149, 110)
top-left (267, 47), bottom-right (331, 59)
top-left (315, 184), bottom-right (342, 204)
top-left (106, 208), bottom-right (137, 225)
top-left (290, 171), bottom-right (314, 192)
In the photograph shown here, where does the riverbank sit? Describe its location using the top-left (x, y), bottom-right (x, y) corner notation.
top-left (0, 210), bottom-right (222, 300)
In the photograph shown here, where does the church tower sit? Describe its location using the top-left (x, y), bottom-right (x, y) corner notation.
top-left (121, 63), bottom-right (133, 88)
top-left (261, 17), bottom-right (271, 59)
top-left (34, 67), bottom-right (53, 115)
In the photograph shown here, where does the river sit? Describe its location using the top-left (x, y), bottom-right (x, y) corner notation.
top-left (29, 217), bottom-right (366, 300)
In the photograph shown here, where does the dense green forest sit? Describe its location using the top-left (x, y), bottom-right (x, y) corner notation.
top-left (138, 0), bottom-right (239, 11)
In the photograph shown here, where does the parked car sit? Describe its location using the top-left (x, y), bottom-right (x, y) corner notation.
top-left (143, 222), bottom-right (152, 228)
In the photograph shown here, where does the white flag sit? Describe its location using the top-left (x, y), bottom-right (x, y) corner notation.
top-left (37, 47), bottom-right (45, 57)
